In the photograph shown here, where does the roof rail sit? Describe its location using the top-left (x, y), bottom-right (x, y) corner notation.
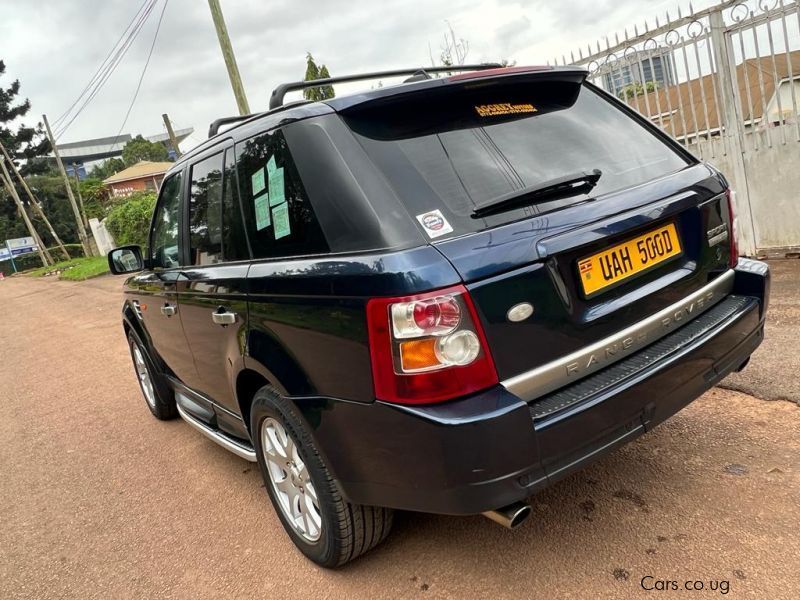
top-left (268, 63), bottom-right (503, 109)
top-left (208, 114), bottom-right (261, 138)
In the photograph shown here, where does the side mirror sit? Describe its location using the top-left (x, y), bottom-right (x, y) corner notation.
top-left (108, 245), bottom-right (145, 275)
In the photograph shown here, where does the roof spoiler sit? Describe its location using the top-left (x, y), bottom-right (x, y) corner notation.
top-left (329, 65), bottom-right (588, 113)
top-left (268, 64), bottom-right (503, 110)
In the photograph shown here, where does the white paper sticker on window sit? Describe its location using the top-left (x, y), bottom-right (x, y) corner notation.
top-left (416, 209), bottom-right (453, 239)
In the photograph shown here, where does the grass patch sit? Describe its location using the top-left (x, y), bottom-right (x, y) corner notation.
top-left (25, 256), bottom-right (109, 281)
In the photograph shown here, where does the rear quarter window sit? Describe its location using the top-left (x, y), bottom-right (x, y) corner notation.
top-left (235, 128), bottom-right (329, 259)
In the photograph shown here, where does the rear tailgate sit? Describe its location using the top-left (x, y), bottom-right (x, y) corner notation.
top-left (441, 165), bottom-right (733, 388)
top-left (340, 68), bottom-right (735, 398)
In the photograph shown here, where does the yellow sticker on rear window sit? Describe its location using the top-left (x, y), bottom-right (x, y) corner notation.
top-left (475, 103), bottom-right (537, 117)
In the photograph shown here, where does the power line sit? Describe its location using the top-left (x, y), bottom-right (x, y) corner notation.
top-left (52, 0), bottom-right (153, 129)
top-left (55, 1), bottom-right (157, 139)
top-left (109, 0), bottom-right (170, 151)
top-left (54, 0), bottom-right (159, 140)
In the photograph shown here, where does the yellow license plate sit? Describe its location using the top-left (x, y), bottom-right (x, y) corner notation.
top-left (578, 223), bottom-right (682, 297)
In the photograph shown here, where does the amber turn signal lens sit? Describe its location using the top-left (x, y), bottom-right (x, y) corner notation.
top-left (398, 338), bottom-right (440, 372)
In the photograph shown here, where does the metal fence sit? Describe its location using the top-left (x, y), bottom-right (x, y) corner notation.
top-left (555, 0), bottom-right (800, 254)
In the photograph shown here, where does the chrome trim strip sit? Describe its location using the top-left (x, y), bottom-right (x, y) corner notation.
top-left (176, 398), bottom-right (257, 462)
top-left (501, 270), bottom-right (735, 402)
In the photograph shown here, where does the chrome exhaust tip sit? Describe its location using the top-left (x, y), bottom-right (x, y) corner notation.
top-left (482, 501), bottom-right (532, 529)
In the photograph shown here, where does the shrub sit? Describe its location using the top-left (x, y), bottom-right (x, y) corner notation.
top-left (105, 191), bottom-right (157, 247)
top-left (50, 243), bottom-right (84, 259)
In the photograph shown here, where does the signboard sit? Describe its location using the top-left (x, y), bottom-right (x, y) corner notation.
top-left (6, 237), bottom-right (38, 256)
top-left (0, 246), bottom-right (10, 262)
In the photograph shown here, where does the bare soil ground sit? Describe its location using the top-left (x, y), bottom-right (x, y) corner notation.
top-left (1, 263), bottom-right (797, 599)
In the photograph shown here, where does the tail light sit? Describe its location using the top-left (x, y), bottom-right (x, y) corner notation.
top-left (366, 285), bottom-right (498, 404)
top-left (725, 188), bottom-right (739, 268)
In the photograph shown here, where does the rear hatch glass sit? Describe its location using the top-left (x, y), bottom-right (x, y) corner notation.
top-left (342, 78), bottom-right (691, 238)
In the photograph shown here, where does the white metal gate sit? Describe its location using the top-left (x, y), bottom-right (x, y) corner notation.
top-left (558, 0), bottom-right (800, 255)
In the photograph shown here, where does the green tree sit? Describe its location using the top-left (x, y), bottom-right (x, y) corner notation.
top-left (121, 135), bottom-right (169, 166)
top-left (0, 60), bottom-right (49, 170)
top-left (24, 174), bottom-right (84, 245)
top-left (89, 157), bottom-right (126, 179)
top-left (105, 191), bottom-right (157, 247)
top-left (78, 177), bottom-right (110, 220)
top-left (0, 60), bottom-right (52, 247)
top-left (619, 80), bottom-right (658, 100)
top-left (302, 53), bottom-right (335, 101)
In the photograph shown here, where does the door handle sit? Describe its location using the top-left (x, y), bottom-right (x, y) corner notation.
top-left (161, 304), bottom-right (177, 317)
top-left (212, 309), bottom-right (237, 326)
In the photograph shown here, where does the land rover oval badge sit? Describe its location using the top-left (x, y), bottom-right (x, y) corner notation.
top-left (507, 302), bottom-right (534, 322)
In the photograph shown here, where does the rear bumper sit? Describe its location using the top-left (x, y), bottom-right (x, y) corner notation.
top-left (298, 260), bottom-right (769, 515)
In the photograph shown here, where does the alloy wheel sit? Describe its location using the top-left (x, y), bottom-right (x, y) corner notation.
top-left (260, 417), bottom-right (322, 542)
top-left (132, 343), bottom-right (156, 409)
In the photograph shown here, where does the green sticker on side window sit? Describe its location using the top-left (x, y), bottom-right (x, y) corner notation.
top-left (266, 155), bottom-right (277, 174)
top-left (268, 167), bottom-right (285, 206)
top-left (272, 202), bottom-right (290, 239)
top-left (251, 167), bottom-right (266, 196)
top-left (255, 194), bottom-right (271, 231)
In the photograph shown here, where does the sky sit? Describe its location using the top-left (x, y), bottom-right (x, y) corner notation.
top-left (0, 0), bottom-right (720, 155)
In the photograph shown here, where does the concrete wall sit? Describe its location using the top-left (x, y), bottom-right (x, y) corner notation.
top-left (689, 123), bottom-right (800, 252)
top-left (89, 218), bottom-right (116, 257)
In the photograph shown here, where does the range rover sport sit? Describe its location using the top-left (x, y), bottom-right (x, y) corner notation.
top-left (108, 64), bottom-right (770, 567)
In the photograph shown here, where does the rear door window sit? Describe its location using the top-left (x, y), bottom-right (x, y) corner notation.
top-left (188, 152), bottom-right (224, 265)
top-left (344, 81), bottom-right (691, 238)
top-left (235, 128), bottom-right (329, 259)
top-left (221, 147), bottom-right (250, 261)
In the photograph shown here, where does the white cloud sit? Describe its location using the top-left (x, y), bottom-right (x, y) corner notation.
top-left (0, 0), bottom-right (721, 153)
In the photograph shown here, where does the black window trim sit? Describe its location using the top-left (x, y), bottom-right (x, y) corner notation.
top-left (233, 124), bottom-right (331, 262)
top-left (179, 138), bottom-right (236, 268)
top-left (223, 145), bottom-right (253, 261)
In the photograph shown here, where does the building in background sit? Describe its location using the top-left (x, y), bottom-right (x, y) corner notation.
top-left (600, 46), bottom-right (676, 93)
top-left (632, 50), bottom-right (800, 142)
top-left (54, 127), bottom-right (193, 179)
top-left (103, 161), bottom-right (173, 198)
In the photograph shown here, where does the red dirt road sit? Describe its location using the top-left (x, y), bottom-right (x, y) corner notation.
top-left (1, 271), bottom-right (798, 599)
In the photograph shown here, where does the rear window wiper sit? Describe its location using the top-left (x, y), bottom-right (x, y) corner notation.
top-left (471, 169), bottom-right (602, 218)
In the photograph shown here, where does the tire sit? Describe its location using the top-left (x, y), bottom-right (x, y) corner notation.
top-left (127, 331), bottom-right (177, 420)
top-left (251, 386), bottom-right (393, 567)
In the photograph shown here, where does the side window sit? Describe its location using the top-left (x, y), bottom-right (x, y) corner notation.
top-left (221, 148), bottom-right (250, 261)
top-left (188, 153), bottom-right (224, 265)
top-left (235, 128), bottom-right (328, 259)
top-left (150, 172), bottom-right (182, 269)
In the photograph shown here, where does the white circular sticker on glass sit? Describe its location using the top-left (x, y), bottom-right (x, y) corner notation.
top-left (416, 209), bottom-right (454, 239)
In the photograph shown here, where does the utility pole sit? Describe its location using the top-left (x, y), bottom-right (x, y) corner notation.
top-left (72, 167), bottom-right (89, 228)
top-left (0, 158), bottom-right (50, 267)
top-left (42, 114), bottom-right (93, 257)
top-left (23, 204), bottom-right (54, 265)
top-left (162, 113), bottom-right (182, 158)
top-left (0, 140), bottom-right (71, 261)
top-left (207, 0), bottom-right (251, 115)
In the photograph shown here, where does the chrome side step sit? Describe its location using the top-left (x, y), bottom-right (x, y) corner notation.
top-left (175, 399), bottom-right (257, 462)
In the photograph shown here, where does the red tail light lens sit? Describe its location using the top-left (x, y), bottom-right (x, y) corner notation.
top-left (392, 295), bottom-right (461, 338)
top-left (367, 285), bottom-right (498, 404)
top-left (725, 188), bottom-right (739, 268)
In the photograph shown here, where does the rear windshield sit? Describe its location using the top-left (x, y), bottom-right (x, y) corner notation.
top-left (343, 80), bottom-right (691, 238)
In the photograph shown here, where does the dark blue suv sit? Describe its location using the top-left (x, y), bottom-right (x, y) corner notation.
top-left (108, 65), bottom-right (770, 567)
